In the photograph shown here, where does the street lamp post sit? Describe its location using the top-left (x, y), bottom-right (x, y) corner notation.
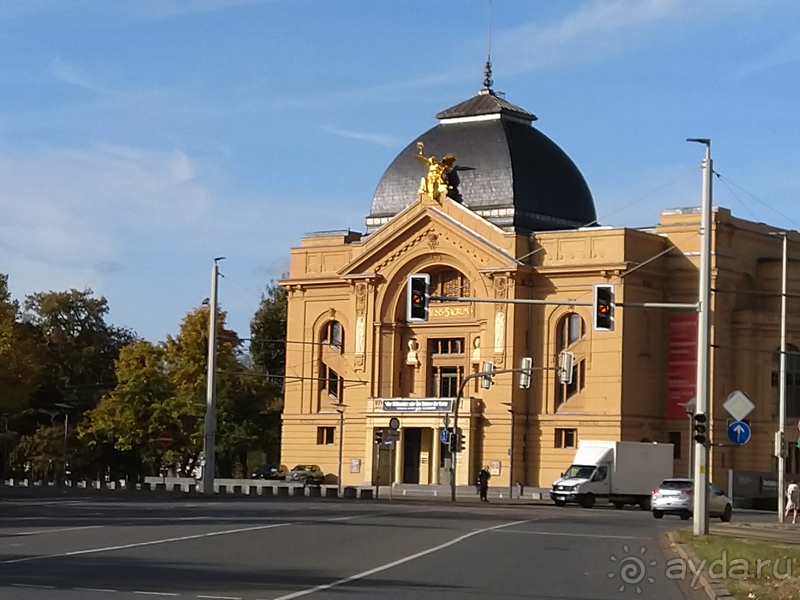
top-left (771, 232), bottom-right (788, 523)
top-left (203, 257), bottom-right (225, 496)
top-left (334, 403), bottom-right (347, 496)
top-left (687, 137), bottom-right (713, 536)
top-left (54, 403), bottom-right (74, 482)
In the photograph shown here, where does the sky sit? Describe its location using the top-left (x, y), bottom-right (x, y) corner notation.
top-left (1, 0), bottom-right (799, 345)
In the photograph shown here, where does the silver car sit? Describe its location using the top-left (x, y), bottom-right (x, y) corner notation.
top-left (651, 478), bottom-right (732, 522)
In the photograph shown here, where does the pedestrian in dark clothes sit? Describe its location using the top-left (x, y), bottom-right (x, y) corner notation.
top-left (478, 466), bottom-right (491, 502)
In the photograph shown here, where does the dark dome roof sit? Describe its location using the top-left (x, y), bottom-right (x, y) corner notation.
top-left (367, 90), bottom-right (596, 234)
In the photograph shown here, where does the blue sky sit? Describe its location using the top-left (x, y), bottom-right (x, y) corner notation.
top-left (1, 0), bottom-right (799, 344)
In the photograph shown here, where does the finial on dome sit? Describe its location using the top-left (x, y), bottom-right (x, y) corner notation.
top-left (482, 56), bottom-right (493, 92)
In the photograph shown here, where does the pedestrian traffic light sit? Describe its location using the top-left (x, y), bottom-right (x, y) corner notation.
top-left (375, 430), bottom-right (383, 444)
top-left (593, 283), bottom-right (615, 331)
top-left (693, 413), bottom-right (708, 445)
top-left (481, 360), bottom-right (495, 390)
top-left (407, 273), bottom-right (430, 322)
top-left (518, 357), bottom-right (532, 389)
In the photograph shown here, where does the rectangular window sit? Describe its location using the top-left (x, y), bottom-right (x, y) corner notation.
top-left (317, 427), bottom-right (335, 445)
top-left (430, 338), bottom-right (465, 355)
top-left (668, 431), bottom-right (681, 459)
top-left (555, 428), bottom-right (577, 448)
top-left (430, 365), bottom-right (463, 397)
top-left (320, 364), bottom-right (343, 402)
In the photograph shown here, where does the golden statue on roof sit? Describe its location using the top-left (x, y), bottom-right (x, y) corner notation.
top-left (414, 141), bottom-right (456, 201)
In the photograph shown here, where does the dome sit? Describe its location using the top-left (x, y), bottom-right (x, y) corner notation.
top-left (367, 89), bottom-right (596, 234)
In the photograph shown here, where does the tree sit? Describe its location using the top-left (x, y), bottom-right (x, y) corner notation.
top-left (0, 274), bottom-right (41, 415)
top-left (10, 424), bottom-right (66, 482)
top-left (24, 288), bottom-right (136, 416)
top-left (248, 280), bottom-right (287, 466)
top-left (250, 281), bottom-right (287, 380)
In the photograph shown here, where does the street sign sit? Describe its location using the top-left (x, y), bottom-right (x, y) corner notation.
top-left (157, 431), bottom-right (173, 448)
top-left (727, 421), bottom-right (751, 445)
top-left (389, 417), bottom-right (400, 431)
top-left (723, 390), bottom-right (755, 422)
top-left (387, 429), bottom-right (400, 441)
top-left (440, 429), bottom-right (450, 444)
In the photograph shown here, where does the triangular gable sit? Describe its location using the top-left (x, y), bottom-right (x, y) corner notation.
top-left (339, 196), bottom-right (521, 277)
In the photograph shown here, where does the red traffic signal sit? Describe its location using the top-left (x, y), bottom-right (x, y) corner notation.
top-left (407, 274), bottom-right (430, 322)
top-left (593, 284), bottom-right (615, 331)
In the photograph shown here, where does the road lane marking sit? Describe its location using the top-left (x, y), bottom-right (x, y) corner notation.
top-left (489, 529), bottom-right (642, 539)
top-left (1, 522), bottom-right (296, 564)
top-left (271, 518), bottom-right (532, 600)
top-left (75, 588), bottom-right (119, 593)
top-left (14, 525), bottom-right (103, 536)
top-left (197, 595), bottom-right (242, 599)
top-left (134, 592), bottom-right (179, 597)
top-left (0, 511), bottom-right (381, 565)
top-left (10, 583), bottom-right (56, 589)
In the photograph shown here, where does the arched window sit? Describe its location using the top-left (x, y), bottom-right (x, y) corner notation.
top-left (772, 344), bottom-right (800, 417)
top-left (555, 312), bottom-right (586, 407)
top-left (430, 268), bottom-right (471, 298)
top-left (319, 320), bottom-right (345, 406)
top-left (323, 320), bottom-right (343, 352)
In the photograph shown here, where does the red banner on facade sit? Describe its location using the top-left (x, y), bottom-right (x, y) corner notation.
top-left (666, 314), bottom-right (698, 419)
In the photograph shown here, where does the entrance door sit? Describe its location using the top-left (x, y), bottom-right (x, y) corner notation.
top-left (403, 428), bottom-right (422, 484)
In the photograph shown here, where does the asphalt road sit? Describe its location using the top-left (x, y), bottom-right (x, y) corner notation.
top-left (0, 496), bottom-right (740, 600)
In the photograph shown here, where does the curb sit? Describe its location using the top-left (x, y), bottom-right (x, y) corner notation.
top-left (665, 530), bottom-right (733, 599)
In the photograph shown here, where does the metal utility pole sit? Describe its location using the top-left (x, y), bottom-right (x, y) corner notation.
top-left (688, 138), bottom-right (712, 536)
top-left (202, 257), bottom-right (224, 496)
top-left (336, 404), bottom-right (346, 496)
top-left (778, 232), bottom-right (788, 523)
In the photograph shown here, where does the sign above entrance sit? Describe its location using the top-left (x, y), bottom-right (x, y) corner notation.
top-left (430, 305), bottom-right (471, 319)
top-left (381, 399), bottom-right (453, 413)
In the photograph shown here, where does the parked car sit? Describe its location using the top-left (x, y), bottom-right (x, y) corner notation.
top-left (651, 478), bottom-right (733, 521)
top-left (285, 464), bottom-right (324, 485)
top-left (251, 464), bottom-right (285, 480)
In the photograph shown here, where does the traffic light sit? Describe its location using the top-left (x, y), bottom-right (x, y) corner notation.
top-left (481, 360), bottom-right (495, 390)
top-left (558, 351), bottom-right (574, 385)
top-left (375, 429), bottom-right (384, 444)
top-left (518, 357), bottom-right (532, 389)
top-left (407, 274), bottom-right (430, 322)
top-left (693, 413), bottom-right (708, 445)
top-left (593, 283), bottom-right (615, 331)
top-left (450, 432), bottom-right (465, 453)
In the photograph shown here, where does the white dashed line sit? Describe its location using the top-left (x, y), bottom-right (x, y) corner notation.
top-left (10, 583), bottom-right (56, 589)
top-left (133, 592), bottom-right (179, 597)
top-left (75, 588), bottom-right (119, 593)
top-left (15, 525), bottom-right (103, 536)
top-left (197, 595), bottom-right (242, 599)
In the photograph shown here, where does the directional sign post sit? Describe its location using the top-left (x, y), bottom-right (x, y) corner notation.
top-left (727, 421), bottom-right (751, 446)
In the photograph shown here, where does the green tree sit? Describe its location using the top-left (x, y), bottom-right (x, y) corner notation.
top-left (0, 274), bottom-right (41, 415)
top-left (24, 288), bottom-right (136, 417)
top-left (248, 280), bottom-right (287, 466)
top-left (9, 424), bottom-right (66, 482)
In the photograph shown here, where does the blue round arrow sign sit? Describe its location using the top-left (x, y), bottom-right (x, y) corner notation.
top-left (727, 420), bottom-right (751, 445)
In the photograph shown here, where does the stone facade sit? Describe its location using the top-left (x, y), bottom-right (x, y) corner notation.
top-left (279, 191), bottom-right (799, 490)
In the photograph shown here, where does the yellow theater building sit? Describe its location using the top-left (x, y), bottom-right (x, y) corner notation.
top-left (278, 81), bottom-right (799, 495)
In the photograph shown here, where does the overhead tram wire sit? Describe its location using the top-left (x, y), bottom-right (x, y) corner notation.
top-left (714, 170), bottom-right (800, 232)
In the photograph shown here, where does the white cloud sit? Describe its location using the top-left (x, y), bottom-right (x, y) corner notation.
top-left (324, 126), bottom-right (404, 148)
top-left (0, 142), bottom-right (212, 280)
top-left (493, 0), bottom-right (768, 75)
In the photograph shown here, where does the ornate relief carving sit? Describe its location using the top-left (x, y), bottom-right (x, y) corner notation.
top-left (375, 228), bottom-right (434, 272)
top-left (494, 309), bottom-right (506, 354)
top-left (471, 336), bottom-right (481, 365)
top-left (427, 231), bottom-right (439, 251)
top-left (354, 282), bottom-right (368, 369)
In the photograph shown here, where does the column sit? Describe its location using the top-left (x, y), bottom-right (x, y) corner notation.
top-left (393, 430), bottom-right (403, 485)
top-left (431, 428), bottom-right (441, 485)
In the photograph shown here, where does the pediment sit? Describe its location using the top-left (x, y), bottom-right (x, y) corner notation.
top-left (339, 201), bottom-right (520, 278)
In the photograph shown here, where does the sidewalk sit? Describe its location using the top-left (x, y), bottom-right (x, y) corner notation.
top-left (710, 521), bottom-right (800, 545)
